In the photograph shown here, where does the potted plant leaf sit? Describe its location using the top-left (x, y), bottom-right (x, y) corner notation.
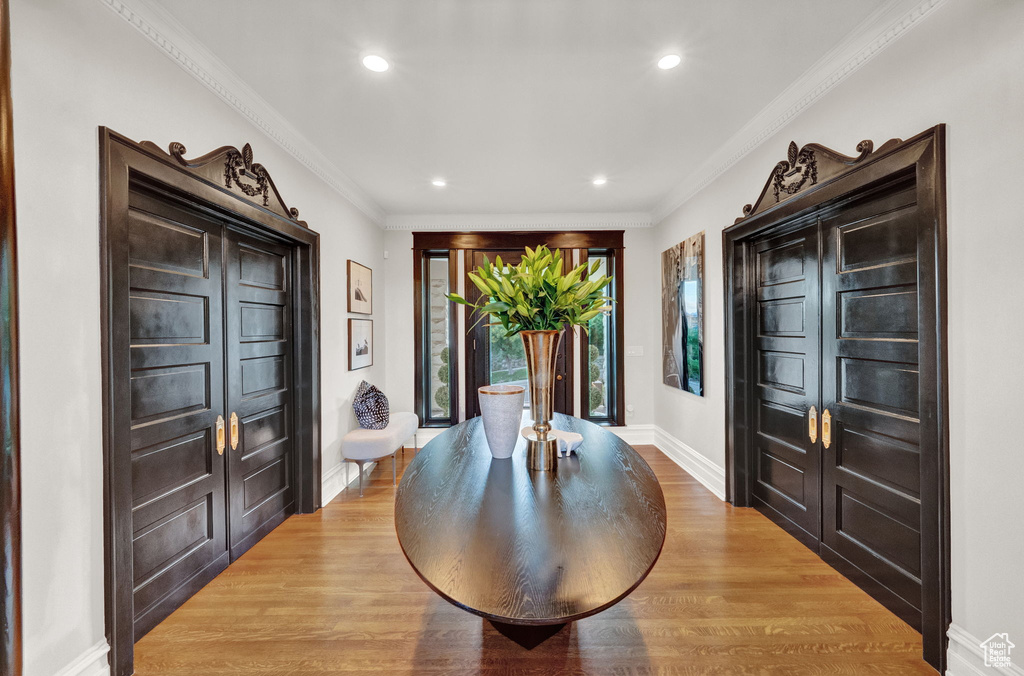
top-left (447, 245), bottom-right (613, 470)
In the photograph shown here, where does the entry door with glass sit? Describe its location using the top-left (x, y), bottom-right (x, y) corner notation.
top-left (464, 249), bottom-right (574, 419)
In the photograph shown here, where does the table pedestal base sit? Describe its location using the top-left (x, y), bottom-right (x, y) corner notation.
top-left (487, 620), bottom-right (568, 649)
top-left (487, 618), bottom-right (569, 647)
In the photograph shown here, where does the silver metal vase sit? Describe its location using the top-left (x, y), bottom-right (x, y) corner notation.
top-left (520, 329), bottom-right (563, 471)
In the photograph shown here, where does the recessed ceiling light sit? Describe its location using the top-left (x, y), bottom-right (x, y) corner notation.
top-left (592, 177), bottom-right (608, 186)
top-left (657, 54), bottom-right (682, 70)
top-left (362, 54), bottom-right (390, 72)
top-left (431, 178), bottom-right (447, 188)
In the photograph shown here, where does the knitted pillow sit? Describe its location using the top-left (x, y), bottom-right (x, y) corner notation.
top-left (353, 380), bottom-right (389, 430)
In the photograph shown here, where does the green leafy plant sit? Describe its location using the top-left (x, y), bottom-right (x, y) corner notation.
top-left (434, 384), bottom-right (449, 414)
top-left (436, 347), bottom-right (450, 385)
top-left (588, 342), bottom-right (604, 414)
top-left (447, 245), bottom-right (614, 336)
top-left (435, 348), bottom-right (450, 415)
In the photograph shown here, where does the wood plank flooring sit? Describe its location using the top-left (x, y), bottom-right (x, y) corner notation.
top-left (133, 446), bottom-right (936, 675)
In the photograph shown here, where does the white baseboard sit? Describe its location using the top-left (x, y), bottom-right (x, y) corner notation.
top-left (321, 463), bottom-right (350, 506)
top-left (609, 424), bottom-right (655, 446)
top-left (322, 460), bottom-right (378, 506)
top-left (414, 427), bottom-right (444, 446)
top-left (53, 639), bottom-right (109, 676)
top-left (946, 623), bottom-right (1023, 676)
top-left (651, 427), bottom-right (727, 501)
top-left (323, 429), bottom-right (432, 505)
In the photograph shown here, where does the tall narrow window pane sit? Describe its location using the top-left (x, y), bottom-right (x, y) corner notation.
top-left (426, 256), bottom-right (451, 419)
top-left (586, 255), bottom-right (611, 418)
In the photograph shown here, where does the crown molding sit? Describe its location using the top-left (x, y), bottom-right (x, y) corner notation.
top-left (97, 0), bottom-right (386, 225)
top-left (100, 0), bottom-right (947, 229)
top-left (384, 212), bottom-right (652, 231)
top-left (651, 0), bottom-right (949, 224)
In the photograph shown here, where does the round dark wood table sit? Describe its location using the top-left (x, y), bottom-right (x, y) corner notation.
top-left (394, 413), bottom-right (666, 633)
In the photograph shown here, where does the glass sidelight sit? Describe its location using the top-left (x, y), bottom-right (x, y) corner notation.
top-left (417, 251), bottom-right (457, 426)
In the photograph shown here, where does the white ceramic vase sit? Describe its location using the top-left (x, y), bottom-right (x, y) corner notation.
top-left (478, 385), bottom-right (525, 459)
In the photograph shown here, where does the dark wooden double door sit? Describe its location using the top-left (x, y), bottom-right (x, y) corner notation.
top-left (752, 179), bottom-right (927, 629)
top-left (127, 188), bottom-right (295, 638)
top-left (465, 249), bottom-right (573, 418)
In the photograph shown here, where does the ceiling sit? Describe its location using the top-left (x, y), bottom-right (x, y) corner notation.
top-left (150, 0), bottom-right (890, 216)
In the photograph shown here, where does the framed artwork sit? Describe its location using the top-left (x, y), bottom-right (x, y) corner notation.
top-left (661, 231), bottom-right (704, 396)
top-left (347, 260), bottom-right (372, 314)
top-left (348, 318), bottom-right (373, 370)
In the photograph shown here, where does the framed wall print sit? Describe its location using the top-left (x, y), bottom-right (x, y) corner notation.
top-left (661, 231), bottom-right (704, 396)
top-left (348, 318), bottom-right (373, 370)
top-left (347, 260), bottom-right (373, 314)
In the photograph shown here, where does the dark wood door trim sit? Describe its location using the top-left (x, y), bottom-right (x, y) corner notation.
top-left (578, 248), bottom-right (626, 426)
top-left (413, 230), bottom-right (623, 251)
top-left (0, 1), bottom-right (21, 673)
top-left (100, 129), bottom-right (321, 676)
top-left (413, 231), bottom-right (624, 424)
top-left (722, 126), bottom-right (949, 671)
top-left (413, 249), bottom-right (459, 426)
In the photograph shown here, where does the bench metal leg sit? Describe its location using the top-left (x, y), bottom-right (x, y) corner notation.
top-left (414, 433), bottom-right (419, 454)
top-left (392, 451), bottom-right (397, 486)
top-left (356, 460), bottom-right (365, 497)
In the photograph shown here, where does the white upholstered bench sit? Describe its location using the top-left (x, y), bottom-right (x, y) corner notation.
top-left (341, 412), bottom-right (419, 496)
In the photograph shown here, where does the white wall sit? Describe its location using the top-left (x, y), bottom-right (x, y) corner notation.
top-left (10, 1), bottom-right (384, 674)
top-left (651, 0), bottom-right (1024, 667)
top-left (383, 228), bottom-right (657, 428)
top-left (382, 231), bottom-right (417, 415)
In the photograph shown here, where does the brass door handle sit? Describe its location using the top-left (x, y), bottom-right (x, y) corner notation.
top-left (556, 374), bottom-right (563, 381)
top-left (808, 406), bottom-right (818, 444)
top-left (215, 415), bottom-right (226, 456)
top-left (230, 412), bottom-right (239, 451)
top-left (822, 409), bottom-right (832, 449)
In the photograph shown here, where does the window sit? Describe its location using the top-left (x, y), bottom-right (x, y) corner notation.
top-left (414, 250), bottom-right (457, 426)
top-left (581, 248), bottom-right (624, 425)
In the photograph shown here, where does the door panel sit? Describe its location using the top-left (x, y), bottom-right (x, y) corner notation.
top-left (224, 230), bottom-right (295, 558)
top-left (821, 181), bottom-right (924, 627)
top-left (465, 249), bottom-right (574, 418)
top-left (126, 190), bottom-right (228, 638)
top-left (750, 223), bottom-right (820, 541)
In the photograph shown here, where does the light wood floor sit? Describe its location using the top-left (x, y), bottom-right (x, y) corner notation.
top-left (134, 446), bottom-right (935, 675)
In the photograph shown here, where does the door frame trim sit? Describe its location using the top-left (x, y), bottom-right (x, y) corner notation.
top-left (99, 128), bottom-right (321, 676)
top-left (0, 0), bottom-right (22, 672)
top-left (413, 248), bottom-right (460, 426)
top-left (722, 125), bottom-right (949, 671)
